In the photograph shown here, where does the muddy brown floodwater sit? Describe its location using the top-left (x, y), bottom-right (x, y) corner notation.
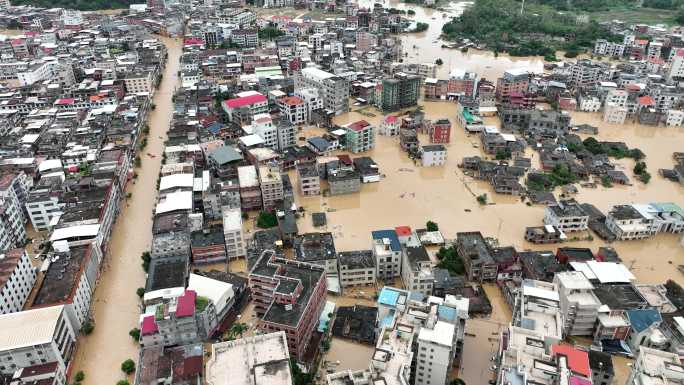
top-left (294, 100), bottom-right (684, 288)
top-left (69, 36), bottom-right (182, 385)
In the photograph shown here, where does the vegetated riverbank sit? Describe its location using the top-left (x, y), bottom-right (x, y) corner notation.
top-left (440, 0), bottom-right (622, 59)
top-left (12, 0), bottom-right (133, 11)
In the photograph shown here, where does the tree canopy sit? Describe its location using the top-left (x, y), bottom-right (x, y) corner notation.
top-left (14, 0), bottom-right (135, 10)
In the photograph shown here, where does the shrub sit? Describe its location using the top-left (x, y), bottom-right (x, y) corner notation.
top-left (74, 371), bottom-right (85, 382)
top-left (121, 359), bottom-right (136, 375)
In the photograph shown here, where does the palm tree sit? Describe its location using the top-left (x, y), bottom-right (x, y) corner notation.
top-left (228, 322), bottom-right (248, 340)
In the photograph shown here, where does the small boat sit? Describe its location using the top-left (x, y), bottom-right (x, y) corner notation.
top-left (147, 153), bottom-right (156, 158)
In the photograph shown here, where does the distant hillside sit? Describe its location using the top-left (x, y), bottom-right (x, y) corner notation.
top-left (518, 0), bottom-right (639, 11)
top-left (12, 0), bottom-right (135, 11)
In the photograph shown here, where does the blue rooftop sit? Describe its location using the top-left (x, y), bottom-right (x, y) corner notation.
top-left (437, 305), bottom-right (457, 322)
top-left (626, 309), bottom-right (662, 333)
top-left (378, 287), bottom-right (401, 307)
top-left (371, 230), bottom-right (401, 252)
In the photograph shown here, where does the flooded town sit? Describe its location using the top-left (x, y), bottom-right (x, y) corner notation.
top-left (0, 1), bottom-right (682, 385)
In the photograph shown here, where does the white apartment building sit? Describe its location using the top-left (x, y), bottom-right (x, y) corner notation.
top-left (222, 208), bottom-right (245, 260)
top-left (605, 89), bottom-right (628, 106)
top-left (220, 9), bottom-right (256, 27)
top-left (593, 39), bottom-right (625, 57)
top-left (543, 201), bottom-right (589, 232)
top-left (554, 271), bottom-right (601, 337)
top-left (417, 63), bottom-right (437, 79)
top-left (295, 67), bottom-right (349, 115)
top-left (668, 49), bottom-right (684, 81)
top-left (0, 248), bottom-right (37, 315)
top-left (512, 280), bottom-right (563, 339)
top-left (603, 102), bottom-right (628, 124)
top-left (401, 245), bottom-right (434, 297)
top-left (0, 193), bottom-right (27, 252)
top-left (0, 305), bottom-right (76, 384)
top-left (578, 95), bottom-right (601, 112)
top-left (26, 190), bottom-right (64, 232)
top-left (251, 113), bottom-right (278, 150)
top-left (415, 320), bottom-right (456, 385)
top-left (605, 204), bottom-right (659, 240)
top-left (371, 230), bottom-right (402, 280)
top-left (294, 87), bottom-right (323, 121)
top-left (337, 250), bottom-right (376, 287)
top-left (625, 347), bottom-right (684, 385)
top-left (421, 145), bottom-right (446, 167)
top-left (123, 71), bottom-right (154, 94)
top-left (17, 60), bottom-right (75, 87)
top-left (258, 165), bottom-right (283, 210)
top-left (666, 109), bottom-right (684, 126)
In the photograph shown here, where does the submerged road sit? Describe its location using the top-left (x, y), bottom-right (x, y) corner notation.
top-left (69, 36), bottom-right (181, 385)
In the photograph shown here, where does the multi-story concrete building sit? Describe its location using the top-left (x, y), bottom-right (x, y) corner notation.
top-left (401, 244), bottom-right (434, 297)
top-left (603, 102), bottom-right (628, 124)
top-left (371, 230), bottom-right (402, 280)
top-left (511, 280), bottom-right (563, 339)
top-left (206, 332), bottom-right (293, 385)
top-left (605, 204), bottom-right (659, 240)
top-left (277, 96), bottom-right (307, 125)
top-left (543, 200), bottom-right (589, 232)
top-left (588, 350), bottom-right (615, 385)
top-left (379, 73), bottom-right (420, 112)
top-left (222, 93), bottom-right (268, 125)
top-left (415, 320), bottom-right (457, 385)
top-left (0, 172), bottom-right (31, 220)
top-left (0, 190), bottom-right (26, 252)
top-left (294, 87), bottom-right (323, 121)
top-left (222, 208), bottom-right (245, 260)
top-left (295, 67), bottom-right (349, 115)
top-left (457, 231), bottom-right (497, 282)
top-left (0, 248), bottom-right (36, 315)
top-left (140, 289), bottom-right (207, 348)
top-left (569, 59), bottom-right (609, 88)
top-left (249, 250), bottom-right (327, 364)
top-left (554, 271), bottom-right (601, 337)
top-left (328, 169), bottom-right (361, 196)
top-left (594, 39), bottom-right (625, 57)
top-left (430, 118), bottom-right (451, 143)
top-left (379, 115), bottom-right (400, 136)
top-left (259, 165), bottom-right (284, 210)
top-left (297, 164), bottom-right (320, 196)
top-left (666, 109), bottom-right (684, 126)
top-left (668, 49), bottom-right (684, 81)
top-left (625, 347), bottom-right (684, 385)
top-left (31, 244), bottom-right (101, 330)
top-left (251, 113), bottom-right (278, 151)
top-left (421, 145), bottom-right (447, 167)
top-left (344, 120), bottom-right (375, 153)
top-left (0, 305), bottom-right (76, 385)
top-left (496, 69), bottom-right (529, 103)
top-left (123, 70), bottom-right (154, 94)
top-left (337, 250), bottom-right (376, 287)
top-left (25, 178), bottom-right (65, 231)
top-left (276, 117), bottom-right (296, 151)
top-left (237, 165), bottom-right (262, 211)
top-left (448, 69), bottom-right (478, 98)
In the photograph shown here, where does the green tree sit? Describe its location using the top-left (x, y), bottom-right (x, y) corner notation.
top-left (450, 379), bottom-right (466, 385)
top-left (116, 381), bottom-right (131, 385)
top-left (136, 287), bottom-right (145, 298)
top-left (426, 221), bottom-right (439, 231)
top-left (435, 58), bottom-right (444, 65)
top-left (258, 26), bottom-right (285, 40)
top-left (477, 194), bottom-right (488, 205)
top-left (228, 322), bottom-right (248, 340)
top-left (436, 246), bottom-right (465, 275)
top-left (141, 251), bottom-right (151, 272)
top-left (129, 328), bottom-right (141, 341)
top-left (81, 319), bottom-right (95, 335)
top-left (495, 148), bottom-right (512, 160)
top-left (256, 212), bottom-right (278, 228)
top-left (74, 371), bottom-right (85, 382)
top-left (121, 359), bottom-right (136, 375)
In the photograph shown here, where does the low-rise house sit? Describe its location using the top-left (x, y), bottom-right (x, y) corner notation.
top-left (328, 169), bottom-right (361, 195)
top-left (137, 344), bottom-right (204, 385)
top-left (238, 165), bottom-right (262, 211)
top-left (626, 309), bottom-right (663, 353)
top-left (353, 157), bottom-right (381, 183)
top-left (625, 347), bottom-right (683, 385)
top-left (297, 163), bottom-right (320, 196)
top-left (379, 115), bottom-right (400, 136)
top-left (524, 225), bottom-right (565, 244)
top-left (337, 250), bottom-right (376, 287)
top-left (519, 250), bottom-right (564, 282)
top-left (544, 200), bottom-right (589, 232)
top-left (421, 145), bottom-right (446, 167)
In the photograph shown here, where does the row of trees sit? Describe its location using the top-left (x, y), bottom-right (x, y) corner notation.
top-left (14, 0), bottom-right (135, 10)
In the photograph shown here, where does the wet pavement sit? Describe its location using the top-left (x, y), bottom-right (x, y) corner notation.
top-left (68, 36), bottom-right (182, 384)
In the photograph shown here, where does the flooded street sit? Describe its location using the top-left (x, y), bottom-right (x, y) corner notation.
top-left (69, 36), bottom-right (182, 384)
top-left (293, 99), bottom-right (684, 288)
top-left (356, 0), bottom-right (545, 79)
